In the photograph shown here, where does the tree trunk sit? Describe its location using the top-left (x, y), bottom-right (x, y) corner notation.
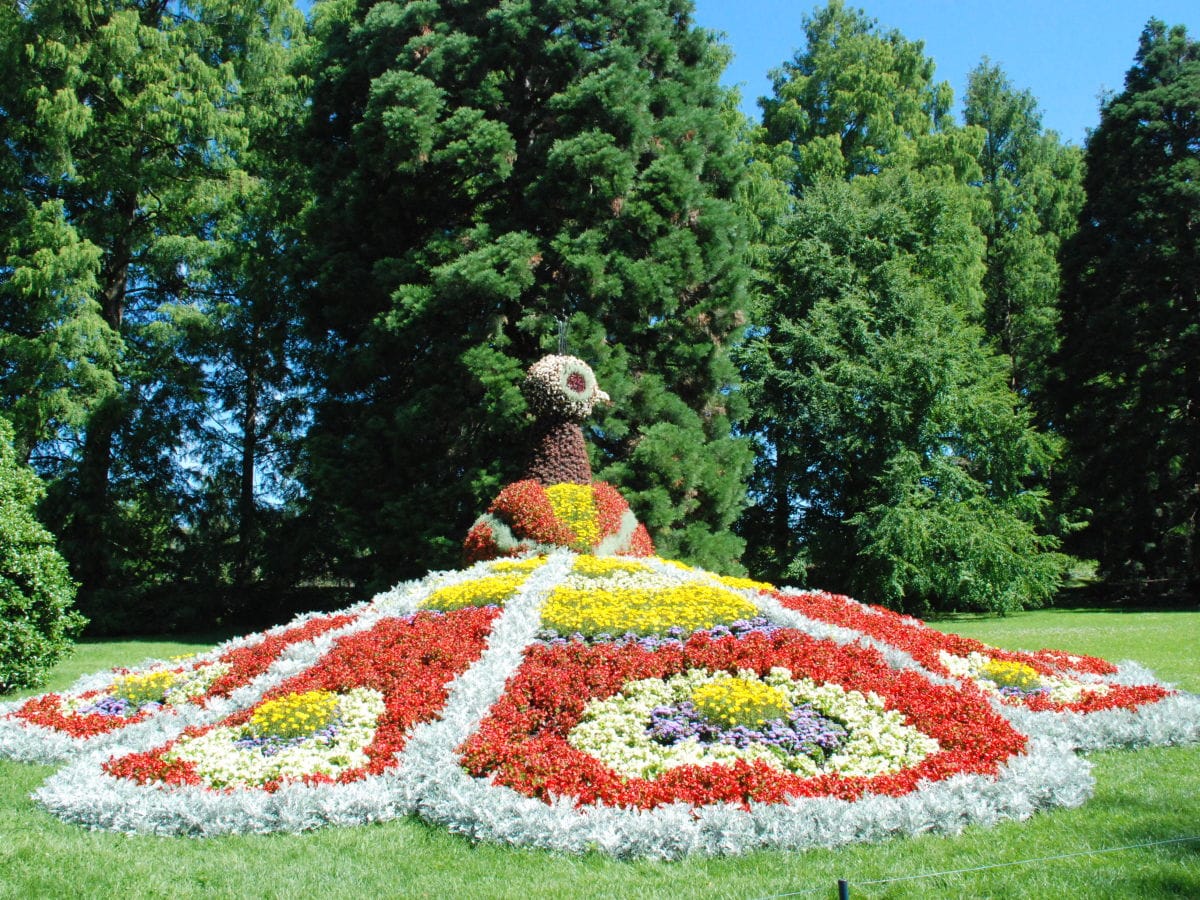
top-left (235, 353), bottom-right (260, 588)
top-left (70, 194), bottom-right (135, 594)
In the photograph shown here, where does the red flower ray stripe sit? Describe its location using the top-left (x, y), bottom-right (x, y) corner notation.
top-left (459, 630), bottom-right (1026, 810)
top-left (592, 482), bottom-right (627, 539)
top-left (775, 591), bottom-right (1170, 714)
top-left (8, 612), bottom-right (360, 739)
top-left (104, 607), bottom-right (501, 791)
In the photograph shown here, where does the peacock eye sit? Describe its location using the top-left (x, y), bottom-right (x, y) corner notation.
top-left (523, 354), bottom-right (602, 421)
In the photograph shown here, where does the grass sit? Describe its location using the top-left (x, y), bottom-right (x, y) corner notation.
top-left (1, 610), bottom-right (1197, 899)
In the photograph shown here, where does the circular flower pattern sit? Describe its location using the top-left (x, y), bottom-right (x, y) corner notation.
top-left (157, 688), bottom-right (386, 790)
top-left (567, 667), bottom-right (936, 781)
top-left (460, 625), bottom-right (1028, 810)
top-left (9, 545), bottom-right (1197, 855)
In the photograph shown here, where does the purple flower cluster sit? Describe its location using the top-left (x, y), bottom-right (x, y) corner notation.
top-left (78, 696), bottom-right (156, 717)
top-left (998, 685), bottom-right (1049, 699)
top-left (536, 617), bottom-right (784, 649)
top-left (233, 720), bottom-right (342, 757)
top-left (646, 701), bottom-right (847, 761)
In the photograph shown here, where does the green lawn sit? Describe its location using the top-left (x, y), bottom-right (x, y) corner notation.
top-left (2, 610), bottom-right (1197, 899)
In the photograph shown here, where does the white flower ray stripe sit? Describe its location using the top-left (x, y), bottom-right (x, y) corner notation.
top-left (396, 551), bottom-right (575, 808)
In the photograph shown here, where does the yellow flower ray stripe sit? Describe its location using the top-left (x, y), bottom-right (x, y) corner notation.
top-left (542, 583), bottom-right (757, 637)
top-left (545, 484), bottom-right (601, 549)
top-left (422, 574), bottom-right (527, 611)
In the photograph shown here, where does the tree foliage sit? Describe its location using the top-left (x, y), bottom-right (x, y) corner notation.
top-left (740, 2), bottom-right (1069, 613)
top-left (964, 60), bottom-right (1084, 402)
top-left (759, 0), bottom-right (953, 187)
top-left (0, 0), bottom-right (306, 630)
top-left (298, 0), bottom-right (754, 586)
top-left (0, 418), bottom-right (85, 693)
top-left (1054, 20), bottom-right (1200, 598)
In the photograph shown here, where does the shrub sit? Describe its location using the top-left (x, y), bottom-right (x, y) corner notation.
top-left (0, 417), bottom-right (85, 693)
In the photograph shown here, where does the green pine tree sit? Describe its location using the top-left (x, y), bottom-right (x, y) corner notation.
top-left (739, 2), bottom-right (1069, 612)
top-left (0, 0), bottom-right (305, 629)
top-left (298, 0), bottom-right (754, 586)
top-left (964, 60), bottom-right (1084, 403)
top-left (1054, 20), bottom-right (1200, 600)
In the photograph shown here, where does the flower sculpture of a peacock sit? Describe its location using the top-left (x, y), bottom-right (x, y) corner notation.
top-left (3, 355), bottom-right (1197, 857)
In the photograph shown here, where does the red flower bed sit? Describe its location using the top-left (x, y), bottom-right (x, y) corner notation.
top-left (774, 591), bottom-right (1170, 713)
top-left (12, 692), bottom-right (160, 739)
top-left (205, 612), bottom-right (358, 698)
top-left (104, 607), bottom-right (502, 790)
top-left (105, 744), bottom-right (203, 787)
top-left (7, 612), bottom-right (360, 740)
top-left (459, 630), bottom-right (1025, 810)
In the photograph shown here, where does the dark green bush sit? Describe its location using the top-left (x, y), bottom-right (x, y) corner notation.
top-left (0, 418), bottom-right (85, 693)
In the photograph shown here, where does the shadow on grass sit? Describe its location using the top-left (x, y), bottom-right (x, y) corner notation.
top-left (74, 629), bottom-right (240, 649)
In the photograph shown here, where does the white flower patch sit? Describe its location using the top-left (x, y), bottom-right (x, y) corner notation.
top-left (57, 662), bottom-right (235, 716)
top-left (167, 688), bottom-right (386, 789)
top-left (792, 676), bottom-right (938, 777)
top-left (569, 670), bottom-right (771, 777)
top-left (559, 560), bottom-right (675, 592)
top-left (567, 667), bottom-right (937, 781)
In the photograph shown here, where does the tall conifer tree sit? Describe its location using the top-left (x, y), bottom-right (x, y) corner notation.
top-left (1054, 20), bottom-right (1200, 599)
top-left (964, 61), bottom-right (1083, 403)
top-left (740, 2), bottom-right (1068, 612)
top-left (299, 0), bottom-right (753, 585)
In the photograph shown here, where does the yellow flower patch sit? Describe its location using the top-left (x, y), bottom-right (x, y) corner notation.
top-left (423, 574), bottom-right (526, 611)
top-left (981, 659), bottom-right (1043, 692)
top-left (541, 584), bottom-right (757, 637)
top-left (570, 556), bottom-right (651, 578)
top-left (112, 670), bottom-right (178, 705)
top-left (249, 690), bottom-right (340, 740)
top-left (691, 675), bottom-right (791, 728)
top-left (490, 558), bottom-right (547, 574)
top-left (545, 483), bottom-right (601, 549)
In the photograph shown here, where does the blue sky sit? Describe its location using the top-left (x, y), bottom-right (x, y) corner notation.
top-left (692, 0), bottom-right (1200, 145)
